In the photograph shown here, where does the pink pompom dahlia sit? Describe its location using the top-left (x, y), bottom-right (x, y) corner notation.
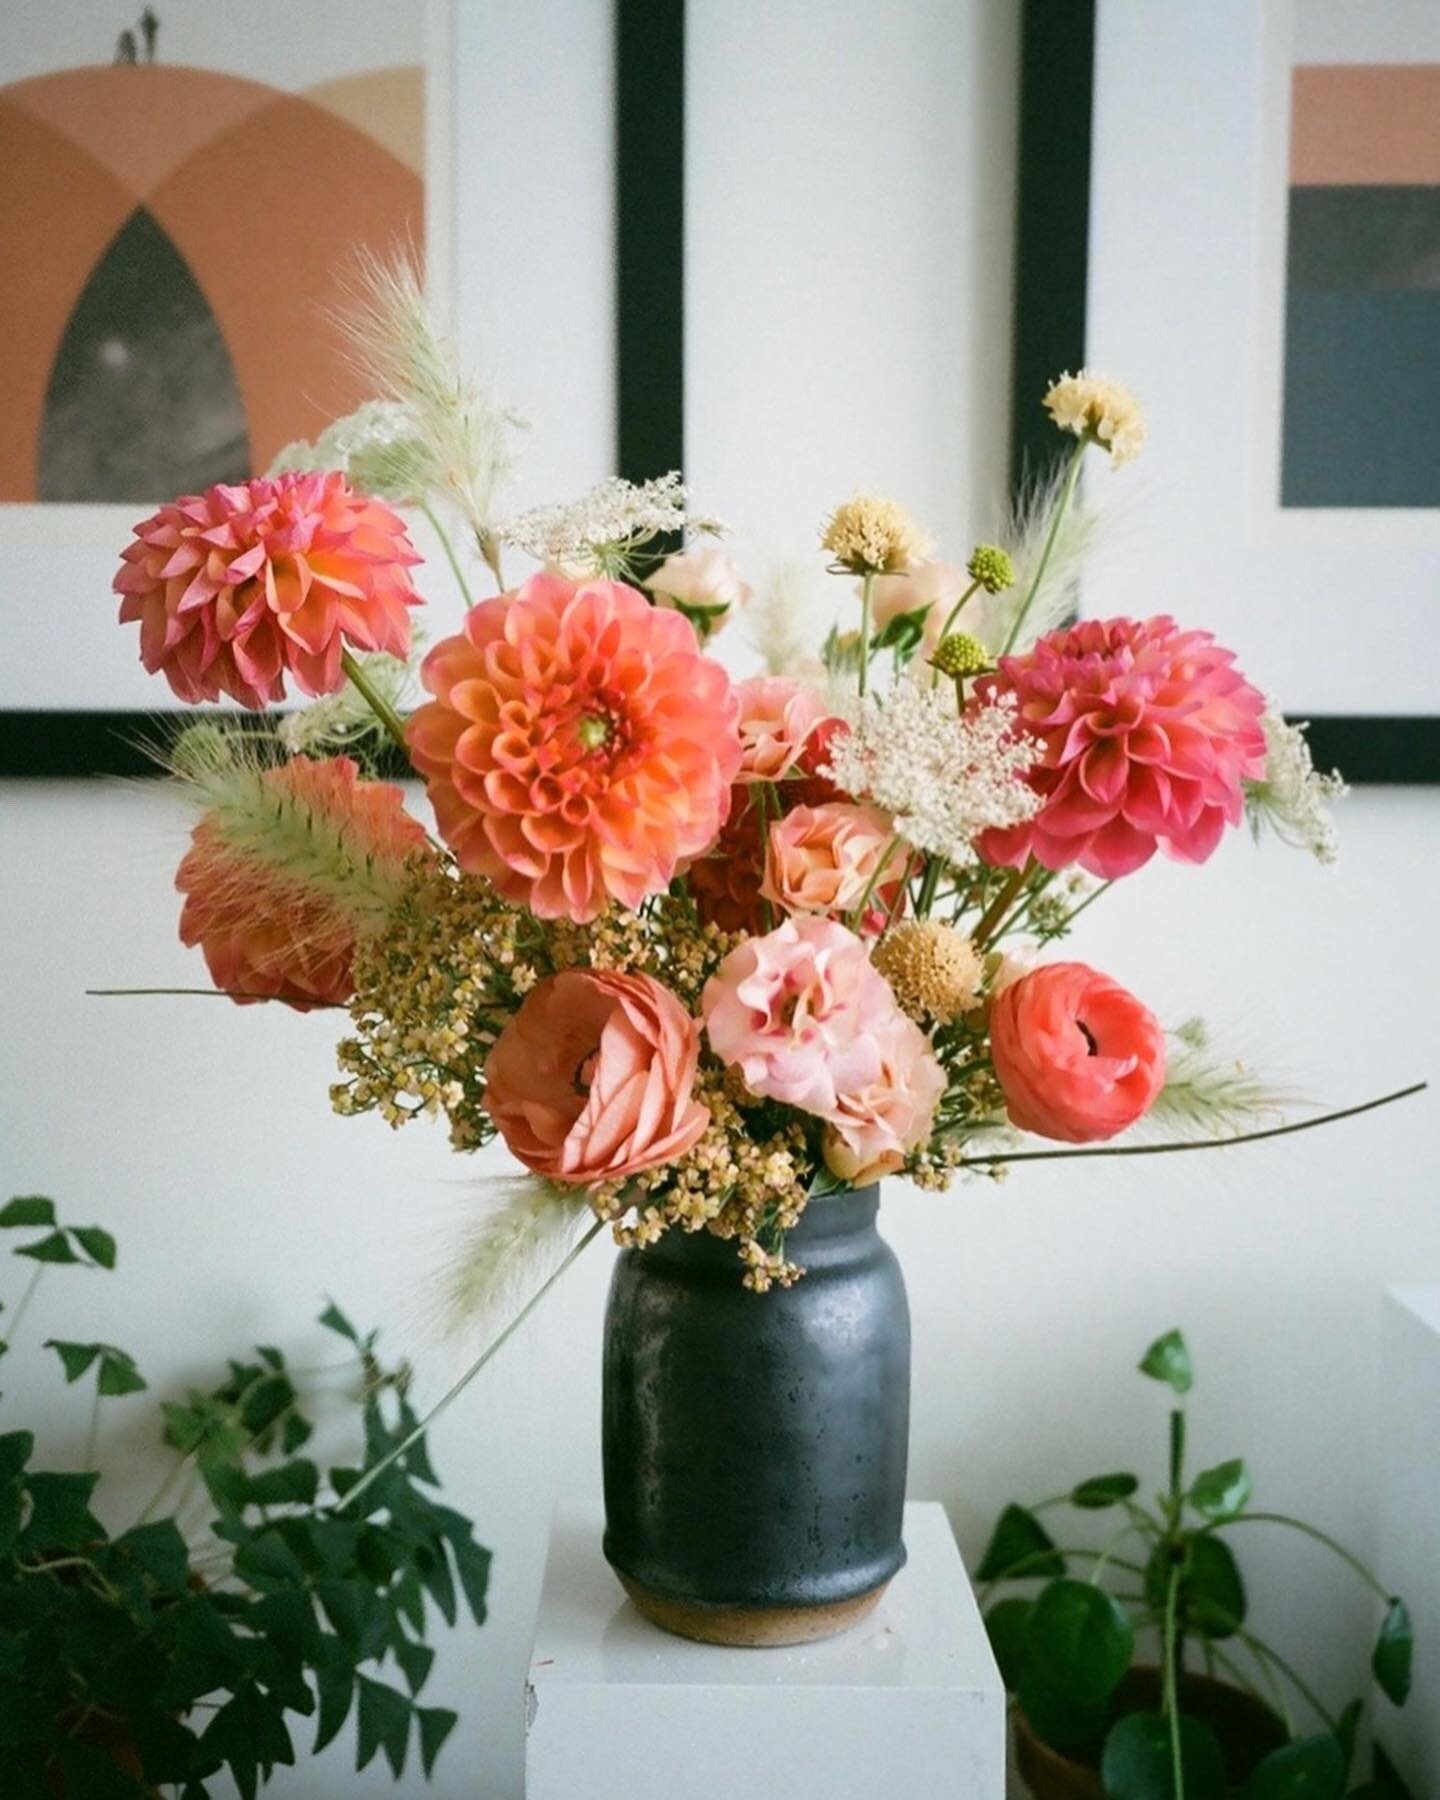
top-left (176, 755), bottom-right (428, 1010)
top-left (407, 572), bottom-right (742, 922)
top-left (975, 616), bottom-right (1266, 879)
top-left (116, 472), bottom-right (422, 709)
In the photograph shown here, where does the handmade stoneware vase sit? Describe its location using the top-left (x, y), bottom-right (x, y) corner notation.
top-left (601, 1183), bottom-right (910, 1647)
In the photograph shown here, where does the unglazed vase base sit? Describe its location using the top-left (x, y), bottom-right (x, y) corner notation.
top-left (617, 1573), bottom-right (891, 1647)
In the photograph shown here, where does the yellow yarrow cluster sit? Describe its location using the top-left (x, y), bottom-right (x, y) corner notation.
top-left (820, 493), bottom-right (934, 575)
top-left (1043, 370), bottom-right (1146, 467)
top-left (873, 920), bottom-right (984, 1023)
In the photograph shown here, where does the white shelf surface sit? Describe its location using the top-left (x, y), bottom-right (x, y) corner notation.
top-left (525, 1499), bottom-right (1005, 1799)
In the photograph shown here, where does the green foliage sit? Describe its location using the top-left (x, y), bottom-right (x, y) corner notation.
top-left (983, 1329), bottom-right (1413, 1798)
top-left (0, 1194), bottom-right (489, 1793)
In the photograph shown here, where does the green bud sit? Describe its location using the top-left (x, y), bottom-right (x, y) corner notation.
top-left (930, 632), bottom-right (990, 679)
top-left (966, 544), bottom-right (1015, 595)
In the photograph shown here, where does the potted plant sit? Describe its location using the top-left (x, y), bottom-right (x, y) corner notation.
top-left (0, 1194), bottom-right (490, 1797)
top-left (978, 1329), bottom-right (1414, 1798)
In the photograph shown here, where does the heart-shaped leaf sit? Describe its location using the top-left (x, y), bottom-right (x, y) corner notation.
top-left (1373, 1597), bottom-right (1413, 1706)
top-left (1102, 1710), bottom-right (1226, 1800)
top-left (984, 1596), bottom-right (1033, 1690)
top-left (1191, 1458), bottom-right (1252, 1521)
top-left (1246, 1732), bottom-right (1346, 1799)
top-left (1072, 1472), bottom-right (1140, 1510)
top-left (1140, 1329), bottom-right (1193, 1396)
top-left (1145, 1535), bottom-right (1246, 1639)
top-left (977, 1502), bottom-right (1065, 1581)
top-left (1018, 1674), bottom-right (1109, 1751)
top-left (1023, 1578), bottom-right (1133, 1705)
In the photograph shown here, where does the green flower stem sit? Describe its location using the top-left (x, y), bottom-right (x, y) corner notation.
top-left (1090, 1518), bottom-right (1144, 1587)
top-left (914, 857), bottom-right (944, 919)
top-left (990, 869), bottom-right (1058, 943)
top-left (847, 834), bottom-right (904, 931)
top-left (340, 649), bottom-right (411, 757)
top-left (1237, 1627), bottom-right (1337, 1733)
top-left (6, 1263), bottom-right (45, 1347)
top-left (1056, 879), bottom-right (1114, 934)
top-left (1000, 437), bottom-right (1087, 656)
top-left (972, 860), bottom-right (1033, 947)
top-left (958, 1082), bottom-right (1426, 1167)
top-left (858, 572), bottom-right (875, 697)
top-left (1207, 1512), bottom-right (1393, 1603)
top-left (1235, 1636), bottom-right (1294, 1736)
top-left (83, 1388), bottom-right (101, 1475)
top-left (936, 578), bottom-right (983, 649)
top-left (478, 528), bottom-right (506, 593)
top-left (336, 1218), bottom-right (605, 1515)
top-left (980, 1545), bottom-right (1148, 1604)
top-left (420, 499), bottom-right (474, 608)
top-left (1162, 1560), bottom-right (1185, 1800)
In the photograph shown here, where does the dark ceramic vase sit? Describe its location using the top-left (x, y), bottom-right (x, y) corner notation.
top-left (601, 1184), bottom-right (910, 1646)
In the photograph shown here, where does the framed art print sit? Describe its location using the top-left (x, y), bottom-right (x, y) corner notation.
top-left (1013, 0), bottom-right (1440, 782)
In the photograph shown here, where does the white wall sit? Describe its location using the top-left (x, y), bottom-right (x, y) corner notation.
top-left (3, 4), bottom-right (1437, 1797)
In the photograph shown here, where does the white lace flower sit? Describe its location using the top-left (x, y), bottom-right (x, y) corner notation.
top-left (1245, 705), bottom-right (1346, 867)
top-left (498, 473), bottom-right (723, 573)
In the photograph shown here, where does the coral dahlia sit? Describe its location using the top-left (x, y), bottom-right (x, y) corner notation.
top-left (975, 615), bottom-right (1267, 879)
top-left (176, 755), bottom-right (427, 1010)
top-left (407, 573), bottom-right (742, 922)
top-left (116, 472), bottom-right (421, 709)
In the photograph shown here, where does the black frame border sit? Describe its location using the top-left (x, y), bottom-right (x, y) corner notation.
top-left (1010, 0), bottom-right (1438, 785)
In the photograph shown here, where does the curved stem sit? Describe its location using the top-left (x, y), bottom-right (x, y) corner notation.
top-left (1237, 1627), bottom-right (1337, 1733)
top-left (959, 1083), bottom-right (1426, 1167)
top-left (336, 1219), bottom-right (604, 1515)
top-left (858, 573), bottom-right (875, 696)
top-left (1207, 1512), bottom-right (1392, 1602)
top-left (1001, 438), bottom-right (1087, 656)
top-left (340, 649), bottom-right (411, 757)
top-left (87, 987), bottom-right (343, 1007)
top-left (419, 499), bottom-right (474, 608)
top-left (973, 861), bottom-right (1033, 948)
top-left (980, 1544), bottom-right (1147, 1604)
top-left (1162, 1560), bottom-right (1186, 1800)
top-left (6, 1263), bottom-right (45, 1348)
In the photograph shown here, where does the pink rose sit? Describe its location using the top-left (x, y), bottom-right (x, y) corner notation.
top-left (989, 961), bottom-right (1165, 1143)
top-left (734, 676), bottom-right (835, 782)
top-left (485, 969), bottom-right (709, 1183)
top-left (821, 1010), bottom-right (946, 1186)
top-left (648, 545), bottom-right (753, 635)
top-left (761, 801), bottom-right (905, 932)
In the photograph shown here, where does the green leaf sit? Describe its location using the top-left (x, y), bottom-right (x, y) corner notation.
top-left (0, 1197), bottom-right (56, 1228)
top-left (356, 1674), bottom-right (411, 1777)
top-left (15, 1230), bottom-right (79, 1264)
top-left (1018, 1675), bottom-right (1109, 1751)
top-left (1102, 1710), bottom-right (1227, 1800)
top-left (0, 1479), bottom-right (24, 1557)
top-left (1146, 1535), bottom-right (1246, 1640)
top-left (1373, 1597), bottom-right (1413, 1705)
top-left (313, 1654), bottom-right (355, 1755)
top-left (46, 1339), bottom-right (101, 1384)
top-left (71, 1226), bottom-right (117, 1270)
top-left (113, 1519), bottom-right (189, 1592)
top-left (98, 1348), bottom-right (147, 1396)
top-left (318, 1300), bottom-right (360, 1345)
top-left (1072, 1472), bottom-right (1140, 1510)
top-left (1334, 1698), bottom-right (1363, 1769)
top-left (244, 1459), bottom-right (319, 1507)
top-left (872, 605), bottom-right (930, 657)
top-left (391, 1633), bottom-right (435, 1696)
top-left (1023, 1578), bottom-right (1133, 1706)
top-left (0, 1431), bottom-right (33, 1483)
top-left (1140, 1329), bottom-right (1193, 1396)
top-left (316, 1576), bottom-right (377, 1647)
top-left (1190, 1458), bottom-right (1252, 1521)
top-left (1247, 1733), bottom-right (1347, 1799)
top-left (281, 1411), bottom-right (314, 1455)
top-left (977, 1503), bottom-right (1065, 1582)
top-left (19, 1470), bottom-right (103, 1552)
top-left (416, 1541), bottom-right (457, 1626)
top-left (417, 1706), bottom-right (458, 1778)
top-left (233, 1528), bottom-right (307, 1592)
top-left (984, 1596), bottom-right (1033, 1690)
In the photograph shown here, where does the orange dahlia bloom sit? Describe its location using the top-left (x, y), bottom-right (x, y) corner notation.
top-left (408, 573), bottom-right (742, 922)
top-left (116, 472), bottom-right (422, 709)
top-left (176, 755), bottom-right (428, 1009)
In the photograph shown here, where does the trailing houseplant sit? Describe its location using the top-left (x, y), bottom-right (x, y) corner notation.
top-left (979, 1329), bottom-right (1414, 1799)
top-left (102, 256), bottom-right (1422, 1645)
top-left (0, 1195), bottom-right (489, 1797)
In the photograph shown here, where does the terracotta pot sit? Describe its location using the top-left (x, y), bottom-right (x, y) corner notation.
top-left (1014, 1666), bottom-right (1288, 1798)
top-left (601, 1184), bottom-right (910, 1647)
top-left (46, 1712), bottom-right (148, 1797)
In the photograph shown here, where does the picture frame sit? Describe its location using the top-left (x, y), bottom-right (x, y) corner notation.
top-left (1012, 0), bottom-right (1440, 784)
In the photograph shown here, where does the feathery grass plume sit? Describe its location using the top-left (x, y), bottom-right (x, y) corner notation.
top-left (168, 722), bottom-right (423, 934)
top-left (979, 461), bottom-right (1108, 655)
top-left (747, 560), bottom-right (831, 677)
top-left (428, 1178), bottom-right (592, 1353)
top-left (334, 250), bottom-right (523, 575)
top-left (1143, 1017), bottom-right (1302, 1139)
top-left (279, 644), bottom-right (422, 765)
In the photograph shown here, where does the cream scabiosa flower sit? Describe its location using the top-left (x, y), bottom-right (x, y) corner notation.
top-left (1044, 370), bottom-right (1146, 467)
top-left (820, 493), bottom-right (933, 575)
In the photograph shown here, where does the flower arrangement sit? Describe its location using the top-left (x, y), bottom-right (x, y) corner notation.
top-left (0, 1195), bottom-right (488, 1795)
top-left (979, 1329), bottom-right (1413, 1798)
top-left (109, 261), bottom-right (1417, 1464)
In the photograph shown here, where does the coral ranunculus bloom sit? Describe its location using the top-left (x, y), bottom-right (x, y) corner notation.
top-left (975, 615), bottom-right (1267, 880)
top-left (408, 573), bottom-right (742, 922)
top-left (176, 755), bottom-right (428, 1010)
top-left (115, 472), bottom-right (422, 709)
top-left (484, 969), bottom-right (709, 1184)
top-left (989, 961), bottom-right (1165, 1143)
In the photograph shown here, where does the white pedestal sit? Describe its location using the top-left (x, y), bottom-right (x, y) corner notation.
top-left (525, 1500), bottom-right (1005, 1800)
top-left (1377, 1286), bottom-right (1440, 1790)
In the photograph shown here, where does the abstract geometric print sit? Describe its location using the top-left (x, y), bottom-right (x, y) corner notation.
top-left (1283, 65), bottom-right (1440, 509)
top-left (0, 52), bottom-right (423, 503)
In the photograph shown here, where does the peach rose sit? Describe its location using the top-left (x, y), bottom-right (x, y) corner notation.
top-left (648, 545), bottom-right (753, 635)
top-left (761, 801), bottom-right (905, 931)
top-left (989, 961), bottom-right (1165, 1143)
top-left (485, 969), bottom-right (708, 1183)
top-left (734, 676), bottom-right (835, 782)
top-left (869, 560), bottom-right (973, 649)
top-left (821, 1010), bottom-right (946, 1186)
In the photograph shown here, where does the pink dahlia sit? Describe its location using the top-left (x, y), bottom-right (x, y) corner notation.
top-left (176, 755), bottom-right (427, 1010)
top-left (974, 615), bottom-right (1266, 879)
top-left (116, 472), bottom-right (422, 709)
top-left (407, 572), bottom-right (742, 922)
